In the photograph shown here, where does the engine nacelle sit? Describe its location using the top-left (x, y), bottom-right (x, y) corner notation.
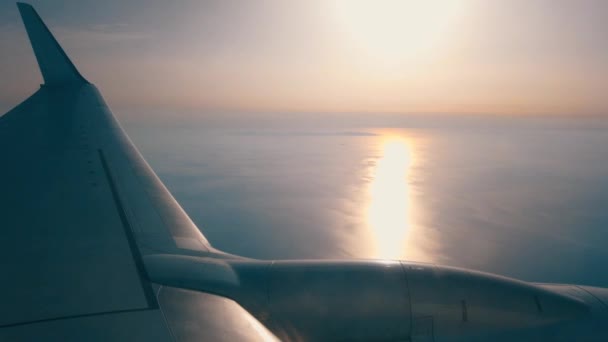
top-left (265, 260), bottom-right (409, 341)
top-left (146, 255), bottom-right (598, 341)
top-left (404, 263), bottom-right (590, 341)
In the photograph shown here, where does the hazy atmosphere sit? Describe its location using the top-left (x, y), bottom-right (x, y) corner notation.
top-left (3, 1), bottom-right (608, 287)
top-left (3, 0), bottom-right (608, 117)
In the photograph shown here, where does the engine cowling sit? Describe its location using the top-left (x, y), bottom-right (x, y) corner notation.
top-left (146, 255), bottom-right (598, 341)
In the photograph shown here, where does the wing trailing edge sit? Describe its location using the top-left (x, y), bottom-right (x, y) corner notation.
top-left (17, 2), bottom-right (88, 86)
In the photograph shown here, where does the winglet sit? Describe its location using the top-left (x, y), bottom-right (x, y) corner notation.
top-left (17, 2), bottom-right (88, 86)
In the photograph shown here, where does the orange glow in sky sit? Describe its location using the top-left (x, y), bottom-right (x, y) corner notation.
top-left (3, 1), bottom-right (608, 116)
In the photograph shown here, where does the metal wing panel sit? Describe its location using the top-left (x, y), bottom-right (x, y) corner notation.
top-left (0, 287), bottom-right (280, 342)
top-left (0, 86), bottom-right (154, 326)
top-left (0, 309), bottom-right (173, 342)
top-left (0, 64), bottom-right (215, 329)
top-left (69, 85), bottom-right (212, 256)
top-left (158, 286), bottom-right (279, 342)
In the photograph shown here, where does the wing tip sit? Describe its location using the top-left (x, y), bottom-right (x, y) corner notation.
top-left (16, 2), bottom-right (33, 13)
top-left (16, 2), bottom-right (89, 86)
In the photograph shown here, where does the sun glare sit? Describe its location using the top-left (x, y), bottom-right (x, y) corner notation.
top-left (367, 137), bottom-right (412, 259)
top-left (331, 0), bottom-right (466, 66)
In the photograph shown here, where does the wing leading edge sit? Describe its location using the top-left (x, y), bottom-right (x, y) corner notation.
top-left (12, 2), bottom-right (227, 259)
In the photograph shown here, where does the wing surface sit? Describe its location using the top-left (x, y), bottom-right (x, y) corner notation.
top-left (0, 4), bottom-right (266, 340)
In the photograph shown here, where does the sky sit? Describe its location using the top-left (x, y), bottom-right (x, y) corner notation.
top-left (2, 0), bottom-right (608, 117)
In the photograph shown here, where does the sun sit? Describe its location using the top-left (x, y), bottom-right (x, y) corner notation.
top-left (331, 0), bottom-right (466, 66)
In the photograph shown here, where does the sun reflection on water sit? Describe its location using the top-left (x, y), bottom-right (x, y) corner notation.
top-left (366, 136), bottom-right (413, 259)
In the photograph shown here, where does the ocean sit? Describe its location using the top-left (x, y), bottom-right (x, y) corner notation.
top-left (122, 114), bottom-right (608, 287)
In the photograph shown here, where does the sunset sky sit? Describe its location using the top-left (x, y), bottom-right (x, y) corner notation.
top-left (2, 0), bottom-right (608, 116)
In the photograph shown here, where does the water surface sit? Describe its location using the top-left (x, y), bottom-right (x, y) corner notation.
top-left (123, 116), bottom-right (608, 286)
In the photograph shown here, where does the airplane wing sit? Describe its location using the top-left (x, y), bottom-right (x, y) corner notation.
top-left (0, 3), bottom-right (275, 340)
